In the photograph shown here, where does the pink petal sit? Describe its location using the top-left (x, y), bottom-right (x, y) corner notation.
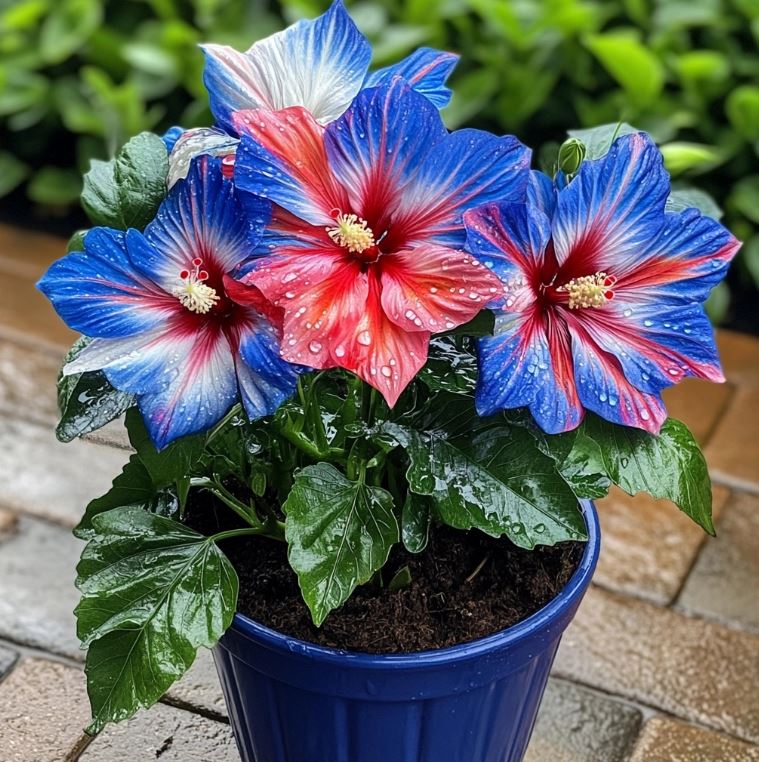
top-left (379, 244), bottom-right (504, 333)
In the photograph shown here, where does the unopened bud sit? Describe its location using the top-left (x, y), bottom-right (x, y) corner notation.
top-left (558, 137), bottom-right (586, 175)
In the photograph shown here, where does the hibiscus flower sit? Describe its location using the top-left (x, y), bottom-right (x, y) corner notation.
top-left (230, 78), bottom-right (531, 406)
top-left (167, 0), bottom-right (458, 187)
top-left (464, 132), bottom-right (740, 434)
top-left (38, 156), bottom-right (300, 448)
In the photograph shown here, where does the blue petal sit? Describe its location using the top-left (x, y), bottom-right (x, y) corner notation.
top-left (476, 313), bottom-right (583, 434)
top-left (161, 125), bottom-right (184, 153)
top-left (37, 228), bottom-right (171, 339)
top-left (235, 321), bottom-right (302, 420)
top-left (325, 79), bottom-right (531, 248)
top-left (365, 47), bottom-right (459, 108)
top-left (569, 325), bottom-right (667, 433)
top-left (619, 207), bottom-right (740, 305)
top-left (527, 170), bottom-right (557, 219)
top-left (141, 155), bottom-right (268, 291)
top-left (202, 0), bottom-right (371, 133)
top-left (552, 132), bottom-right (669, 274)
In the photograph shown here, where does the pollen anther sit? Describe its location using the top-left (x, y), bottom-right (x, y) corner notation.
top-left (558, 272), bottom-right (615, 310)
top-left (172, 258), bottom-right (220, 314)
top-left (327, 212), bottom-right (376, 254)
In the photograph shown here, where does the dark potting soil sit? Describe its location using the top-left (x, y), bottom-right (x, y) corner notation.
top-left (186, 497), bottom-right (584, 654)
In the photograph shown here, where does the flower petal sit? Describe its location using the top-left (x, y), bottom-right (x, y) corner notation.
top-left (37, 228), bottom-right (174, 339)
top-left (576, 301), bottom-right (724, 395)
top-left (476, 310), bottom-right (584, 433)
top-left (202, 0), bottom-right (371, 133)
top-left (527, 170), bottom-right (557, 219)
top-left (325, 79), bottom-right (531, 248)
top-left (364, 47), bottom-right (459, 108)
top-left (568, 320), bottom-right (667, 434)
top-left (464, 201), bottom-right (550, 303)
top-left (167, 127), bottom-right (239, 188)
top-left (229, 313), bottom-right (302, 420)
top-left (141, 155), bottom-right (267, 291)
top-left (244, 243), bottom-right (367, 370)
top-left (332, 272), bottom-right (429, 406)
top-left (233, 107), bottom-right (350, 226)
top-left (614, 208), bottom-right (740, 304)
top-left (552, 132), bottom-right (669, 276)
top-left (380, 244), bottom-right (503, 333)
top-left (135, 327), bottom-right (239, 449)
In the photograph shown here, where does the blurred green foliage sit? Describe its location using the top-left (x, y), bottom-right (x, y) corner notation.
top-left (1, 0), bottom-right (758, 320)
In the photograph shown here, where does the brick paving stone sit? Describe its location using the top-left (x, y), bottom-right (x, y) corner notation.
top-left (716, 329), bottom-right (759, 388)
top-left (0, 417), bottom-right (126, 526)
top-left (0, 517), bottom-right (81, 659)
top-left (525, 678), bottom-right (641, 762)
top-left (0, 643), bottom-right (19, 678)
top-left (0, 223), bottom-right (67, 275)
top-left (0, 657), bottom-right (90, 762)
top-left (165, 647), bottom-right (227, 719)
top-left (661, 377), bottom-right (732, 444)
top-left (0, 269), bottom-right (75, 349)
top-left (0, 506), bottom-right (18, 538)
top-left (553, 586), bottom-right (759, 743)
top-left (594, 486), bottom-right (729, 605)
top-left (0, 337), bottom-right (60, 426)
top-left (80, 701), bottom-right (238, 761)
top-left (629, 717), bottom-right (759, 761)
top-left (705, 387), bottom-right (759, 493)
top-left (678, 491), bottom-right (759, 631)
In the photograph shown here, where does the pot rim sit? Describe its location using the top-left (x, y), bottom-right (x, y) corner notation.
top-left (229, 499), bottom-right (599, 667)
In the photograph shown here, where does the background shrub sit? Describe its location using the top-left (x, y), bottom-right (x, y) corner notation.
top-left (1, 0), bottom-right (757, 328)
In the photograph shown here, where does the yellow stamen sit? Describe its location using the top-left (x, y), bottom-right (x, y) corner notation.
top-left (173, 281), bottom-right (220, 314)
top-left (326, 213), bottom-right (375, 253)
top-left (558, 272), bottom-right (615, 310)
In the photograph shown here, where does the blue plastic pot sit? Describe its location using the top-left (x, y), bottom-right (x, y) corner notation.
top-left (213, 500), bottom-right (599, 762)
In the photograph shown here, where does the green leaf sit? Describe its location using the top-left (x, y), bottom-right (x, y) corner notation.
top-left (387, 564), bottom-right (412, 592)
top-left (0, 151), bottom-right (30, 197)
top-left (659, 142), bottom-right (720, 175)
top-left (584, 32), bottom-right (664, 106)
top-left (74, 454), bottom-right (178, 539)
top-left (726, 85), bottom-right (759, 141)
top-left (125, 408), bottom-right (205, 486)
top-left (418, 336), bottom-right (478, 395)
top-left (81, 132), bottom-right (168, 230)
top-left (401, 492), bottom-right (432, 553)
top-left (39, 0), bottom-right (102, 65)
top-left (730, 176), bottom-right (759, 224)
top-left (559, 416), bottom-right (714, 533)
top-left (56, 337), bottom-right (134, 444)
top-left (76, 507), bottom-right (238, 733)
top-left (666, 187), bottom-right (723, 219)
top-left (284, 464), bottom-right (399, 626)
top-left (442, 309), bottom-right (495, 338)
top-left (27, 166), bottom-right (81, 205)
top-left (399, 419), bottom-right (586, 549)
top-left (66, 230), bottom-right (89, 253)
top-left (567, 122), bottom-right (640, 160)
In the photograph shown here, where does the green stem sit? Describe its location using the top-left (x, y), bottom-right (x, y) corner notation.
top-left (275, 423), bottom-right (342, 461)
top-left (211, 521), bottom-right (285, 544)
top-left (205, 404), bottom-right (243, 445)
top-left (191, 477), bottom-right (262, 529)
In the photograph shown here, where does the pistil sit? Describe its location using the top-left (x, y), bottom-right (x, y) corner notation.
top-left (173, 257), bottom-right (220, 314)
top-left (557, 272), bottom-right (616, 309)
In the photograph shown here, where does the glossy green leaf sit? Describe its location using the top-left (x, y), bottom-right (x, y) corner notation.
top-left (39, 0), bottom-right (102, 65)
top-left (418, 336), bottom-right (478, 395)
top-left (125, 408), bottom-right (205, 486)
top-left (567, 122), bottom-right (640, 159)
top-left (584, 32), bottom-right (664, 106)
top-left (284, 463), bottom-right (398, 626)
top-left (56, 337), bottom-right (134, 444)
top-left (557, 416), bottom-right (714, 533)
top-left (74, 454), bottom-right (179, 539)
top-left (666, 188), bottom-right (723, 219)
top-left (401, 491), bottom-right (432, 553)
top-left (398, 419), bottom-right (586, 549)
top-left (81, 132), bottom-right (168, 230)
top-left (76, 507), bottom-right (238, 733)
top-left (660, 142), bottom-right (720, 175)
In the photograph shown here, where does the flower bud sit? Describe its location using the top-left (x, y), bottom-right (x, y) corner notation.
top-left (558, 137), bottom-right (587, 175)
